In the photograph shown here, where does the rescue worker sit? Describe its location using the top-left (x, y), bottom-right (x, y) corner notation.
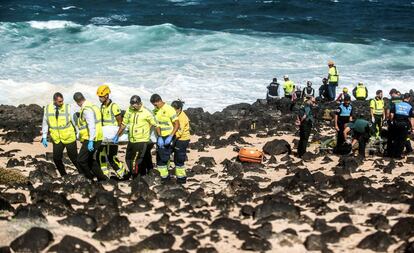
top-left (318, 78), bottom-right (329, 101)
top-left (352, 82), bottom-right (368, 101)
top-left (334, 95), bottom-right (353, 152)
top-left (171, 100), bottom-right (191, 183)
top-left (113, 95), bottom-right (158, 178)
top-left (327, 60), bottom-right (339, 101)
top-left (296, 96), bottom-right (315, 157)
top-left (150, 94), bottom-right (180, 181)
top-left (336, 88), bottom-right (350, 103)
top-left (283, 75), bottom-right (295, 99)
top-left (386, 89), bottom-right (402, 157)
top-left (41, 92), bottom-right (78, 176)
top-left (96, 84), bottom-right (126, 179)
top-left (389, 93), bottom-right (414, 158)
top-left (266, 78), bottom-right (280, 104)
top-left (73, 92), bottom-right (107, 181)
top-left (343, 118), bottom-right (373, 158)
top-left (369, 90), bottom-right (385, 139)
top-left (301, 81), bottom-right (315, 99)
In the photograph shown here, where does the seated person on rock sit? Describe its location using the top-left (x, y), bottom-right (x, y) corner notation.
top-left (266, 77), bottom-right (280, 103)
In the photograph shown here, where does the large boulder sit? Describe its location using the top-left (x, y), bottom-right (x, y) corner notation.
top-left (262, 139), bottom-right (291, 155)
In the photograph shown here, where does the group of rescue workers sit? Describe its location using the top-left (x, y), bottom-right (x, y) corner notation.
top-left (267, 61), bottom-right (414, 159)
top-left (41, 86), bottom-right (190, 183)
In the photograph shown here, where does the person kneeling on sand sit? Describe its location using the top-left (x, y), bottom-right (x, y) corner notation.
top-left (343, 118), bottom-right (374, 158)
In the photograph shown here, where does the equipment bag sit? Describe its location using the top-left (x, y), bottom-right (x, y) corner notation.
top-left (238, 148), bottom-right (263, 163)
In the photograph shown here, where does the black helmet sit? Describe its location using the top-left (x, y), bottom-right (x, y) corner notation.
top-left (130, 95), bottom-right (141, 105)
top-left (307, 81), bottom-right (312, 87)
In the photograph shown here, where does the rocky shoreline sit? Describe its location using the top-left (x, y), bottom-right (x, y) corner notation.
top-left (1, 98), bottom-right (414, 252)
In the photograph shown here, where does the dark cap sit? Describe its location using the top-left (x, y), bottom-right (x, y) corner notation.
top-left (403, 93), bottom-right (411, 99)
top-left (389, 88), bottom-right (398, 95)
top-left (130, 95), bottom-right (141, 105)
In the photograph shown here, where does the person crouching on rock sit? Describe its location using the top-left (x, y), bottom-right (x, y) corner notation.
top-left (113, 95), bottom-right (158, 178)
top-left (150, 94), bottom-right (180, 182)
top-left (334, 95), bottom-right (353, 154)
top-left (296, 96), bottom-right (316, 158)
top-left (41, 92), bottom-right (79, 176)
top-left (73, 92), bottom-right (107, 181)
top-left (266, 77), bottom-right (280, 104)
top-left (171, 100), bottom-right (191, 184)
top-left (343, 118), bottom-right (374, 158)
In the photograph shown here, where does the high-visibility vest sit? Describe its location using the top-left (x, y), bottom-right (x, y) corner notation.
top-left (101, 101), bottom-right (121, 126)
top-left (355, 85), bottom-right (367, 98)
top-left (370, 98), bottom-right (384, 115)
top-left (153, 104), bottom-right (178, 137)
top-left (77, 101), bottom-right (103, 142)
top-left (122, 106), bottom-right (157, 143)
top-left (328, 66), bottom-right (338, 83)
top-left (283, 80), bottom-right (295, 94)
top-left (45, 103), bottom-right (76, 144)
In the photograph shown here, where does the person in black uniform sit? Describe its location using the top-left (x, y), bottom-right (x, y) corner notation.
top-left (389, 93), bottom-right (414, 158)
top-left (266, 78), bottom-right (280, 104)
top-left (334, 95), bottom-right (353, 153)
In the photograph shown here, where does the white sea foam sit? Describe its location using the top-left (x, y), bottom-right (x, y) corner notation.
top-left (27, 20), bottom-right (80, 29)
top-left (1, 22), bottom-right (413, 112)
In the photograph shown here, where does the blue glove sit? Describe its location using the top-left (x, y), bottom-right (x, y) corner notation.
top-left (113, 135), bottom-right (119, 144)
top-left (157, 137), bottom-right (164, 148)
top-left (164, 135), bottom-right (173, 146)
top-left (41, 138), bottom-right (48, 148)
top-left (87, 141), bottom-right (94, 152)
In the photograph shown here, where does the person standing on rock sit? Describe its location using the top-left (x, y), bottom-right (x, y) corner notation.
top-left (41, 92), bottom-right (78, 176)
top-left (327, 60), bottom-right (339, 101)
top-left (343, 118), bottom-right (373, 158)
top-left (171, 100), bottom-right (191, 184)
top-left (370, 90), bottom-right (385, 139)
top-left (334, 96), bottom-right (353, 153)
top-left (318, 78), bottom-right (329, 102)
top-left (96, 84), bottom-right (127, 179)
top-left (352, 82), bottom-right (368, 101)
top-left (296, 96), bottom-right (315, 158)
top-left (266, 78), bottom-right (280, 104)
top-left (150, 94), bottom-right (180, 182)
top-left (389, 93), bottom-right (414, 159)
top-left (113, 95), bottom-right (158, 178)
top-left (282, 75), bottom-right (295, 99)
top-left (73, 92), bottom-right (107, 181)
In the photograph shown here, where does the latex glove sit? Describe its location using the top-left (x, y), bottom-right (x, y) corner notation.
top-left (87, 141), bottom-right (94, 152)
top-left (371, 117), bottom-right (375, 123)
top-left (41, 138), bottom-right (48, 148)
top-left (164, 135), bottom-right (173, 146)
top-left (157, 137), bottom-right (164, 148)
top-left (113, 135), bottom-right (119, 144)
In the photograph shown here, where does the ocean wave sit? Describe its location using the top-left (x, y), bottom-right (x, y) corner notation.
top-left (0, 21), bottom-right (414, 112)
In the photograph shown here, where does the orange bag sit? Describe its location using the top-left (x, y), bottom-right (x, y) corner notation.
top-left (238, 148), bottom-right (263, 163)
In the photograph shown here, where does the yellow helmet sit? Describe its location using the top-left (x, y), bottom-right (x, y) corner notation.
top-left (97, 85), bottom-right (110, 96)
top-left (343, 87), bottom-right (348, 93)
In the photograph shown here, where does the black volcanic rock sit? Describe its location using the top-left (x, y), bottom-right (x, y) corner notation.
top-left (93, 215), bottom-right (135, 241)
top-left (10, 227), bottom-right (53, 253)
top-left (357, 231), bottom-right (396, 252)
top-left (58, 214), bottom-right (98, 232)
top-left (262, 139), bottom-right (291, 155)
top-left (47, 235), bottom-right (98, 253)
